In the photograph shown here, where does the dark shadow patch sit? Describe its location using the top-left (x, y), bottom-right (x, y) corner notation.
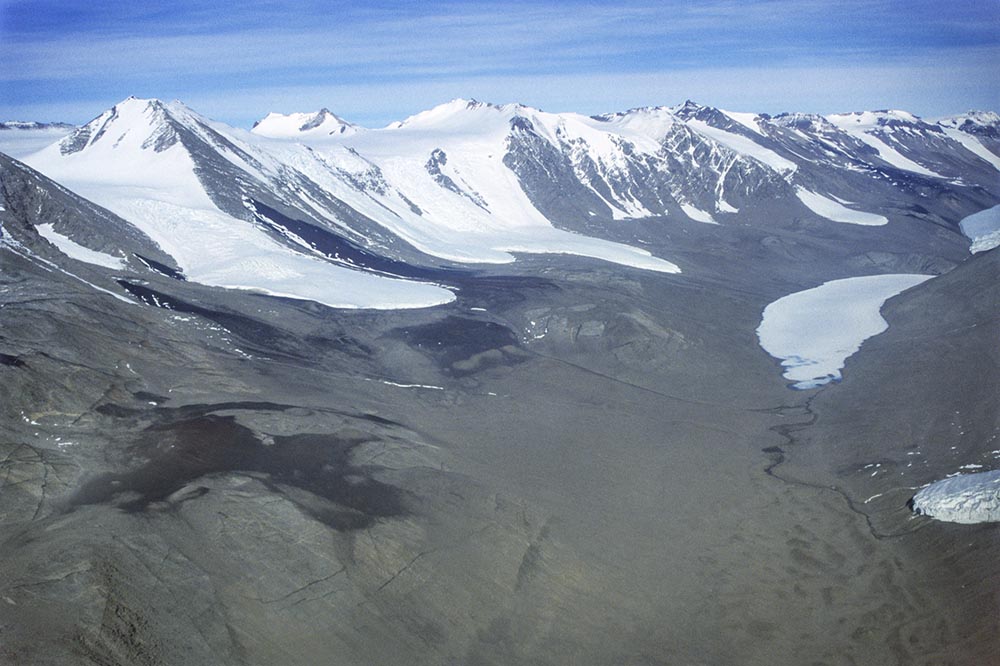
top-left (70, 414), bottom-right (407, 531)
top-left (133, 254), bottom-right (185, 280)
top-left (0, 353), bottom-right (26, 368)
top-left (97, 400), bottom-right (294, 421)
top-left (392, 316), bottom-right (519, 368)
top-left (96, 403), bottom-right (142, 418)
top-left (116, 281), bottom-right (294, 353)
top-left (450, 274), bottom-right (559, 308)
top-left (249, 199), bottom-right (468, 282)
top-left (133, 391), bottom-right (169, 404)
top-left (303, 334), bottom-right (373, 360)
top-left (358, 413), bottom-right (404, 427)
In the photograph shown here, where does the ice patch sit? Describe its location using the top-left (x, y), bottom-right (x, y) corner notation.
top-left (679, 204), bottom-right (718, 225)
top-left (959, 204), bottom-right (1000, 254)
top-left (795, 188), bottom-right (888, 226)
top-left (911, 469), bottom-right (1000, 524)
top-left (36, 223), bottom-right (127, 269)
top-left (757, 274), bottom-right (933, 389)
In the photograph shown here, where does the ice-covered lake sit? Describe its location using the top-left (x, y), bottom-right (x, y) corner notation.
top-left (756, 274), bottom-right (933, 389)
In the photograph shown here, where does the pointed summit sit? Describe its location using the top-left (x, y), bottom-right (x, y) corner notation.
top-left (56, 97), bottom-right (185, 156)
top-left (251, 108), bottom-right (359, 138)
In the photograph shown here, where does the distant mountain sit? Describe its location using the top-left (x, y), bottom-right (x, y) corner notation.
top-left (0, 120), bottom-right (75, 131)
top-left (251, 108), bottom-right (359, 138)
top-left (0, 120), bottom-right (76, 159)
top-left (3, 95), bottom-right (998, 309)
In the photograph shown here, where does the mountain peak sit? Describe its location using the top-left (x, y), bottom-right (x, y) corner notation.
top-left (54, 97), bottom-right (199, 156)
top-left (250, 108), bottom-right (358, 138)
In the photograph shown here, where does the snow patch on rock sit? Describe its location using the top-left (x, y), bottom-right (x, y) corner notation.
top-left (795, 188), bottom-right (888, 226)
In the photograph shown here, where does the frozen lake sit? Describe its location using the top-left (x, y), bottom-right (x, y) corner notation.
top-left (757, 274), bottom-right (933, 389)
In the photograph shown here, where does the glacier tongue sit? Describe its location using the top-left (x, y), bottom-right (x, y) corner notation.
top-left (912, 470), bottom-right (1000, 524)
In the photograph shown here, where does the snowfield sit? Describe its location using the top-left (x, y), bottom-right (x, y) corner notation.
top-left (25, 99), bottom-right (456, 309)
top-left (757, 274), bottom-right (933, 389)
top-left (36, 223), bottom-right (127, 270)
top-left (795, 188), bottom-right (888, 226)
top-left (685, 118), bottom-right (797, 175)
top-left (22, 97), bottom-right (682, 308)
top-left (912, 470), bottom-right (1000, 524)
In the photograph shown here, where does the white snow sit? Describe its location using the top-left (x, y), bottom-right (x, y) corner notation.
top-left (911, 469), bottom-right (1000, 524)
top-left (250, 109), bottom-right (357, 139)
top-left (757, 274), bottom-right (933, 389)
top-left (274, 99), bottom-right (681, 273)
top-left (959, 204), bottom-right (1000, 253)
top-left (35, 223), bottom-right (127, 269)
top-left (1, 226), bottom-right (135, 304)
top-left (940, 128), bottom-right (1000, 172)
top-left (721, 110), bottom-right (764, 136)
top-left (679, 204), bottom-right (718, 225)
top-left (936, 110), bottom-right (1000, 132)
top-left (794, 188), bottom-right (888, 226)
top-left (685, 119), bottom-right (797, 175)
top-left (25, 98), bottom-right (456, 310)
top-left (363, 378), bottom-right (445, 391)
top-left (826, 113), bottom-right (945, 177)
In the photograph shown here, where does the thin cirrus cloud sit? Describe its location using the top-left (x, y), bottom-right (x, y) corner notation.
top-left (0, 0), bottom-right (997, 127)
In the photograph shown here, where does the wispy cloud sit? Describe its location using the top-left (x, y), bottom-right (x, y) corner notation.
top-left (1, 0), bottom-right (997, 124)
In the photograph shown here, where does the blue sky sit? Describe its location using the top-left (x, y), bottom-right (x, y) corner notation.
top-left (1, 0), bottom-right (998, 127)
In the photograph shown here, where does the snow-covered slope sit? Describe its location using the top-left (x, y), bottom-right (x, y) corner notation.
top-left (825, 111), bottom-right (947, 178)
top-left (251, 109), bottom-right (359, 138)
top-left (25, 98), bottom-right (682, 293)
top-left (25, 98), bottom-right (456, 309)
top-left (794, 188), bottom-right (887, 226)
top-left (17, 96), bottom-right (1000, 310)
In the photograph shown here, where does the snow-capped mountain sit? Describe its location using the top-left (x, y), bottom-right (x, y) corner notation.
top-left (251, 108), bottom-right (359, 138)
top-left (0, 121), bottom-right (75, 131)
top-left (4, 95), bottom-right (999, 310)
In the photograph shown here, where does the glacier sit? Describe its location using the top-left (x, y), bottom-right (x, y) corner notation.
top-left (911, 470), bottom-right (1000, 524)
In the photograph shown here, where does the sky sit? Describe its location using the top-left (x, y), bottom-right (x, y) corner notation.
top-left (1, 0), bottom-right (998, 128)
